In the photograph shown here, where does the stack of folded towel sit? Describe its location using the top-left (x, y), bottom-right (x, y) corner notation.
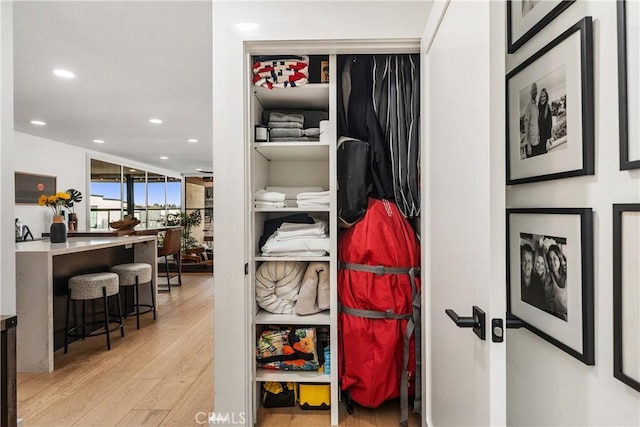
top-left (261, 220), bottom-right (330, 257)
top-left (253, 55), bottom-right (309, 89)
top-left (296, 191), bottom-right (330, 208)
top-left (265, 186), bottom-right (325, 208)
top-left (268, 112), bottom-right (320, 142)
top-left (254, 189), bottom-right (286, 208)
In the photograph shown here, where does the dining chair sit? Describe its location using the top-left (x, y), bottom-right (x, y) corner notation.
top-left (157, 227), bottom-right (182, 292)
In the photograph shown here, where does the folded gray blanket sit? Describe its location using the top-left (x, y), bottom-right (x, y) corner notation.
top-left (270, 136), bottom-right (320, 142)
top-left (269, 112), bottom-right (304, 124)
top-left (270, 128), bottom-right (321, 138)
top-left (295, 262), bottom-right (330, 315)
top-left (268, 121), bottom-right (303, 129)
top-left (263, 109), bottom-right (329, 129)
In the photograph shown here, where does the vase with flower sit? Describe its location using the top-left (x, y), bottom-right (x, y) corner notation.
top-left (38, 192), bottom-right (71, 243)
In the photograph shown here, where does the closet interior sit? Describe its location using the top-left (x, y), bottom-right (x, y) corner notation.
top-left (247, 47), bottom-right (421, 426)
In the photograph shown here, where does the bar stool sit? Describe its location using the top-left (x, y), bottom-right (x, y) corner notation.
top-left (64, 272), bottom-right (124, 353)
top-left (111, 263), bottom-right (155, 329)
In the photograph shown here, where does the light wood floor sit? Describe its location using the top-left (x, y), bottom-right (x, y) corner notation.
top-left (17, 272), bottom-right (421, 426)
top-left (17, 273), bottom-right (214, 427)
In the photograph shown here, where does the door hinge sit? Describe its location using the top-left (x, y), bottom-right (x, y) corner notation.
top-left (244, 263), bottom-right (248, 275)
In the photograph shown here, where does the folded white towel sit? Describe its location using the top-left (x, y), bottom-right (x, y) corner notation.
top-left (255, 201), bottom-right (287, 208)
top-left (278, 220), bottom-right (328, 232)
top-left (296, 201), bottom-right (330, 208)
top-left (266, 186), bottom-right (325, 200)
top-left (296, 191), bottom-right (330, 200)
top-left (261, 234), bottom-right (330, 255)
top-left (254, 189), bottom-right (286, 202)
top-left (261, 250), bottom-right (327, 257)
top-left (276, 222), bottom-right (328, 240)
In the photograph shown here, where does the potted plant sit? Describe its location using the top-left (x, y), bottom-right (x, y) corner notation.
top-left (64, 189), bottom-right (83, 231)
top-left (160, 210), bottom-right (202, 252)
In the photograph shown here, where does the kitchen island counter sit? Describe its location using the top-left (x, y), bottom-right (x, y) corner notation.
top-left (15, 235), bottom-right (157, 372)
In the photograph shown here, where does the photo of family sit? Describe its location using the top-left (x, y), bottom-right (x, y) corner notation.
top-left (519, 65), bottom-right (567, 160)
top-left (520, 232), bottom-right (568, 321)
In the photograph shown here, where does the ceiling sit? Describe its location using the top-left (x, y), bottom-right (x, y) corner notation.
top-left (13, 0), bottom-right (213, 175)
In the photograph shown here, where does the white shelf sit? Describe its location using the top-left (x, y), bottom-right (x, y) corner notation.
top-left (254, 83), bottom-right (329, 110)
top-left (253, 142), bottom-right (329, 161)
top-left (255, 255), bottom-right (330, 262)
top-left (256, 368), bottom-right (330, 383)
top-left (255, 310), bottom-right (330, 325)
top-left (254, 207), bottom-right (330, 213)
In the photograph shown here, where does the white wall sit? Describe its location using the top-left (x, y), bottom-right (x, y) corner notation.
top-left (1, 0), bottom-right (15, 315)
top-left (13, 131), bottom-right (182, 239)
top-left (14, 132), bottom-right (87, 237)
top-left (506, 2), bottom-right (640, 425)
top-left (212, 2), bottom-right (431, 424)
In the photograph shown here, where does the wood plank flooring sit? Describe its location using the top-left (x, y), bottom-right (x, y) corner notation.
top-left (17, 272), bottom-right (422, 426)
top-left (17, 273), bottom-right (214, 427)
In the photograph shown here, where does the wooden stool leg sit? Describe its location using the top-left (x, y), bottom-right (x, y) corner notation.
top-left (102, 287), bottom-right (111, 350)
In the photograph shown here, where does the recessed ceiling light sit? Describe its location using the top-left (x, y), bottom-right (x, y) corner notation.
top-left (129, 169), bottom-right (137, 172)
top-left (160, 156), bottom-right (168, 160)
top-left (52, 69), bottom-right (75, 79)
top-left (30, 120), bottom-right (46, 126)
top-left (188, 139), bottom-right (198, 143)
top-left (149, 118), bottom-right (163, 124)
top-left (93, 139), bottom-right (105, 144)
top-left (196, 168), bottom-right (203, 172)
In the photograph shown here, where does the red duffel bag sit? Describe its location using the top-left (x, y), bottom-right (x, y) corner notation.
top-left (338, 197), bottom-right (421, 424)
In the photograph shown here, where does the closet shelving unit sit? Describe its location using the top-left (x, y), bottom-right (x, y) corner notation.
top-left (249, 54), bottom-right (339, 424)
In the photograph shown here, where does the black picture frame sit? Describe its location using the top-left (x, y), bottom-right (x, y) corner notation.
top-left (618, 1), bottom-right (640, 170)
top-left (506, 208), bottom-right (594, 365)
top-left (613, 204), bottom-right (640, 392)
top-left (507, 0), bottom-right (575, 54)
top-left (14, 172), bottom-right (57, 204)
top-left (506, 17), bottom-right (594, 185)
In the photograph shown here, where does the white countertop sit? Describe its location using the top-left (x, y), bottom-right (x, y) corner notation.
top-left (15, 235), bottom-right (157, 255)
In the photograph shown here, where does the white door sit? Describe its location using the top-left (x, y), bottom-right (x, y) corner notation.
top-left (422, 1), bottom-right (506, 425)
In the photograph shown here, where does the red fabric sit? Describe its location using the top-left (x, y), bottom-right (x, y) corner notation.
top-left (338, 198), bottom-right (420, 408)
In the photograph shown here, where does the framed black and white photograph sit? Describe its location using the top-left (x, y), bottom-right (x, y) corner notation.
top-left (507, 0), bottom-right (575, 54)
top-left (507, 208), bottom-right (594, 365)
top-left (613, 204), bottom-right (640, 391)
top-left (506, 17), bottom-right (593, 185)
top-left (14, 172), bottom-right (57, 204)
top-left (618, 1), bottom-right (640, 169)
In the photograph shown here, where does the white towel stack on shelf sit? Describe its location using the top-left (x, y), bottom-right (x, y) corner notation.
top-left (296, 191), bottom-right (330, 208)
top-left (261, 220), bottom-right (329, 257)
top-left (254, 189), bottom-right (286, 208)
top-left (266, 186), bottom-right (324, 208)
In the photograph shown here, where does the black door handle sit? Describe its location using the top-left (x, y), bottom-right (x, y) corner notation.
top-left (445, 306), bottom-right (486, 340)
